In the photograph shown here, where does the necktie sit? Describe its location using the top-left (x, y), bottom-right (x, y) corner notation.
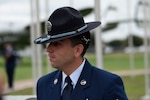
top-left (61, 76), bottom-right (73, 100)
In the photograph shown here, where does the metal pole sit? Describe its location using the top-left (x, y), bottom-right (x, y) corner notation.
top-left (141, 0), bottom-right (150, 99)
top-left (148, 0), bottom-right (150, 48)
top-left (45, 0), bottom-right (51, 73)
top-left (35, 0), bottom-right (42, 78)
top-left (127, 0), bottom-right (135, 77)
top-left (94, 0), bottom-right (103, 69)
top-left (30, 0), bottom-right (36, 94)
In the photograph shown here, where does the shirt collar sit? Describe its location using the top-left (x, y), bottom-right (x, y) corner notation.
top-left (62, 58), bottom-right (85, 88)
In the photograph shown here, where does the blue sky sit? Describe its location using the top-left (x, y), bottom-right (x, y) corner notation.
top-left (0, 0), bottom-right (145, 42)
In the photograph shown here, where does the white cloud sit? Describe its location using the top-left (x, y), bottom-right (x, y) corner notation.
top-left (0, 0), bottom-right (30, 31)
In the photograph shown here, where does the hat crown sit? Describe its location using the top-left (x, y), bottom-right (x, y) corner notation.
top-left (34, 6), bottom-right (101, 44)
top-left (48, 7), bottom-right (85, 35)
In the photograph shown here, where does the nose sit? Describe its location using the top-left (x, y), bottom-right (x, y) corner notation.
top-left (46, 43), bottom-right (54, 53)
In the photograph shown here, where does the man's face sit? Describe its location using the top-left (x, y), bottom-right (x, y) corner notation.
top-left (46, 39), bottom-right (79, 71)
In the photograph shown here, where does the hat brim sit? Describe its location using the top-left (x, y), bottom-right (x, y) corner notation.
top-left (34, 21), bottom-right (101, 44)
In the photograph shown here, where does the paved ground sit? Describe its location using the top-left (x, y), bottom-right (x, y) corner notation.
top-left (3, 95), bottom-right (36, 100)
top-left (3, 69), bottom-right (147, 93)
top-left (3, 79), bottom-right (34, 94)
top-left (113, 69), bottom-right (147, 77)
top-left (3, 79), bottom-right (36, 100)
top-left (2, 69), bottom-right (149, 100)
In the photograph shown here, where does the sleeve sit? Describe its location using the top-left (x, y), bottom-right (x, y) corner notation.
top-left (103, 76), bottom-right (128, 100)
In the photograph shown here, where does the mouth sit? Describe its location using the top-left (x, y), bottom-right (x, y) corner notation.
top-left (48, 53), bottom-right (55, 61)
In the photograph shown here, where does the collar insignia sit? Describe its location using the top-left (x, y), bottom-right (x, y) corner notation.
top-left (80, 79), bottom-right (87, 85)
top-left (54, 79), bottom-right (58, 85)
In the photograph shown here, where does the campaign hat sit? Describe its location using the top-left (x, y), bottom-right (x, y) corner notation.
top-left (34, 7), bottom-right (101, 44)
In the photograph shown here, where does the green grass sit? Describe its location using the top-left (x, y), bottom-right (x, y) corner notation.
top-left (85, 52), bottom-right (145, 71)
top-left (0, 52), bottom-right (149, 100)
top-left (123, 75), bottom-right (145, 100)
top-left (0, 52), bottom-right (147, 81)
top-left (104, 53), bottom-right (145, 71)
top-left (5, 88), bottom-right (33, 95)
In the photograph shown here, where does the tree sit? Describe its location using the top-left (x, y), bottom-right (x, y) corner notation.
top-left (124, 34), bottom-right (143, 47)
top-left (106, 40), bottom-right (125, 51)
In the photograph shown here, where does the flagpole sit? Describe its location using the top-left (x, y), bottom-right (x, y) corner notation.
top-left (141, 0), bottom-right (150, 99)
top-left (30, 0), bottom-right (37, 94)
top-left (45, 0), bottom-right (52, 73)
top-left (127, 0), bottom-right (135, 77)
top-left (94, 0), bottom-right (103, 69)
top-left (35, 0), bottom-right (42, 78)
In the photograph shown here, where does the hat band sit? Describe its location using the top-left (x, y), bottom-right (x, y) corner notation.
top-left (35, 24), bottom-right (87, 43)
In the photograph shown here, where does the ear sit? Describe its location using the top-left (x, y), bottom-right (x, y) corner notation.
top-left (74, 44), bottom-right (84, 57)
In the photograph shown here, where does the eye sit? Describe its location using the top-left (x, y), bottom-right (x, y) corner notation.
top-left (51, 41), bottom-right (61, 46)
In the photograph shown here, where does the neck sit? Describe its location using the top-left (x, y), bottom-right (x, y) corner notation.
top-left (63, 57), bottom-right (84, 75)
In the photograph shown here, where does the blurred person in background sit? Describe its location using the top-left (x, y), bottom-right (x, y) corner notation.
top-left (2, 42), bottom-right (17, 89)
top-left (0, 72), bottom-right (4, 100)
